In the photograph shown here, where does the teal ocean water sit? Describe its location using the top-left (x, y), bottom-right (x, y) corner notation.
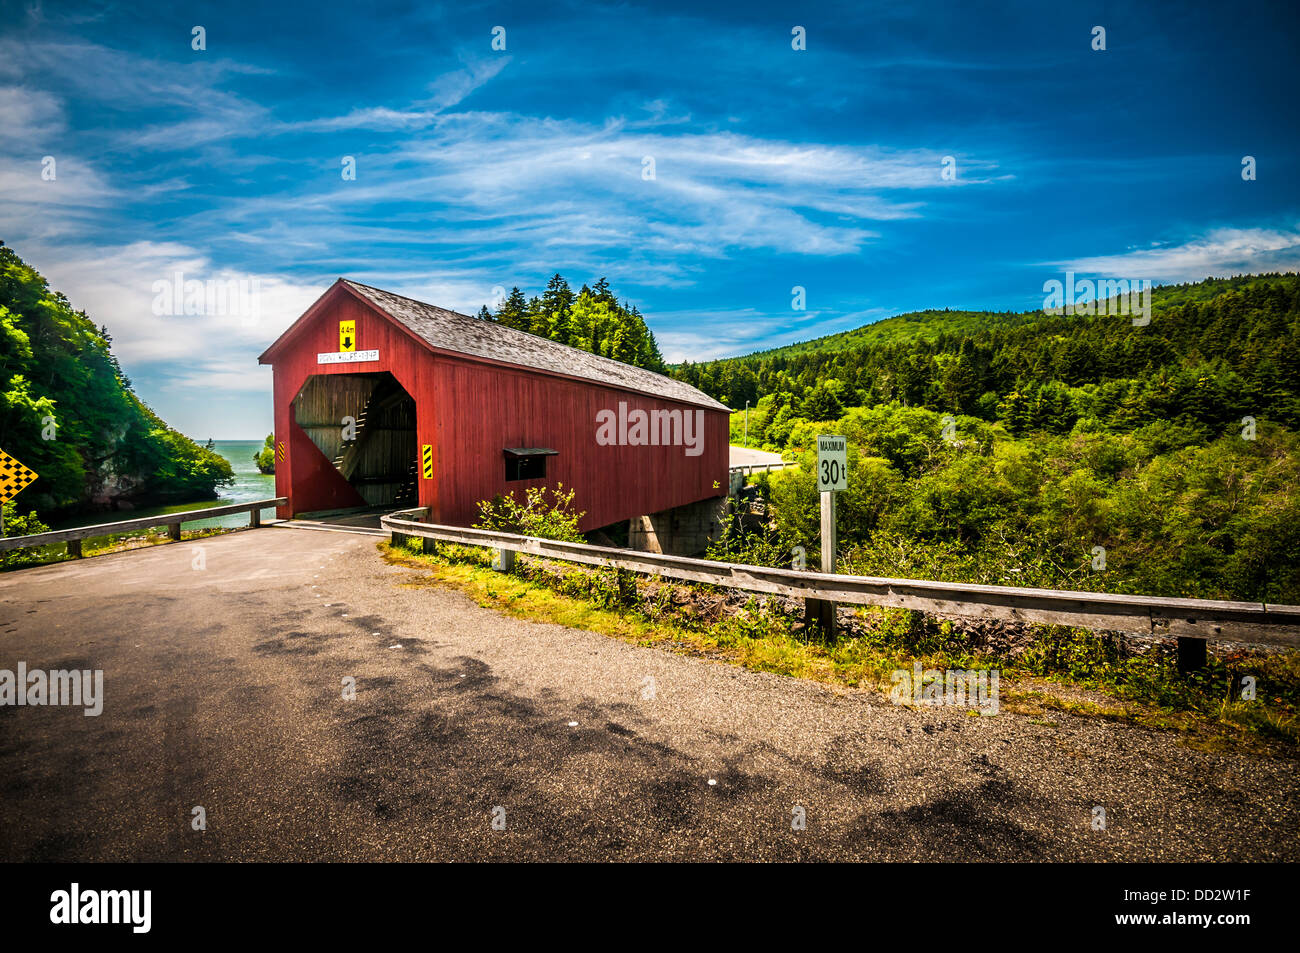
top-left (54, 440), bottom-right (279, 531)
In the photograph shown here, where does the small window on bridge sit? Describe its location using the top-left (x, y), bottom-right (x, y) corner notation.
top-left (504, 447), bottom-right (557, 482)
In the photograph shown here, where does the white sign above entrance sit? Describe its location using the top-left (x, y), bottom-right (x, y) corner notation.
top-left (317, 350), bottom-right (379, 365)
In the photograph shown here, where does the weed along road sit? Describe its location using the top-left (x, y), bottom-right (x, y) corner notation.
top-left (0, 525), bottom-right (1295, 862)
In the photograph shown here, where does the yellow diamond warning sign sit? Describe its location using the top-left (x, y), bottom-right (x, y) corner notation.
top-left (339, 320), bottom-right (356, 352)
top-left (0, 448), bottom-right (38, 504)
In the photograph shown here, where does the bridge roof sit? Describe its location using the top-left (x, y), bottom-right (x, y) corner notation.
top-left (259, 279), bottom-right (729, 413)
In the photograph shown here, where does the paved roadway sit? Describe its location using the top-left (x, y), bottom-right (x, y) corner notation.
top-left (728, 444), bottom-right (788, 469)
top-left (0, 526), bottom-right (1295, 861)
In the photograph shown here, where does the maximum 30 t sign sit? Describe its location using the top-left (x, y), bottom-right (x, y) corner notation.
top-left (816, 434), bottom-right (847, 492)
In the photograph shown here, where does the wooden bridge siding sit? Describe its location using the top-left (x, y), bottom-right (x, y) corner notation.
top-left (431, 356), bottom-right (729, 531)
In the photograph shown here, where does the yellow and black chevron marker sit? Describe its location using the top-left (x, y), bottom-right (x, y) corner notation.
top-left (0, 448), bottom-right (38, 505)
top-left (276, 440), bottom-right (286, 463)
top-left (421, 444), bottom-right (433, 480)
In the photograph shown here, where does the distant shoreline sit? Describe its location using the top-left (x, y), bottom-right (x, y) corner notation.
top-left (48, 440), bottom-right (278, 532)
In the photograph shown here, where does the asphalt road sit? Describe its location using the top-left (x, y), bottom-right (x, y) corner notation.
top-left (728, 444), bottom-right (787, 468)
top-left (1, 526), bottom-right (1295, 861)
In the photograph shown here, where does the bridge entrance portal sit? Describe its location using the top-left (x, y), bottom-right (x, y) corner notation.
top-left (291, 371), bottom-right (418, 510)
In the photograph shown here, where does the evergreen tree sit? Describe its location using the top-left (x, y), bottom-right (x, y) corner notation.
top-left (526, 295), bottom-right (547, 337)
top-left (496, 287), bottom-right (529, 330)
top-left (541, 274), bottom-right (574, 344)
top-left (483, 275), bottom-right (669, 375)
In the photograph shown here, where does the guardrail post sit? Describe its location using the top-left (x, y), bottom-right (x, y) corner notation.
top-left (168, 523), bottom-right (181, 542)
top-left (804, 598), bottom-right (835, 640)
top-left (494, 549), bottom-right (515, 572)
top-left (1177, 636), bottom-right (1207, 673)
top-left (67, 540), bottom-right (82, 558)
top-left (1228, 668), bottom-right (1246, 698)
top-left (616, 568), bottom-right (636, 605)
top-left (249, 508), bottom-right (261, 528)
top-left (422, 536), bottom-right (435, 555)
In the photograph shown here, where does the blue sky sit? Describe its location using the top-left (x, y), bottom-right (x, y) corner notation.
top-left (2, 0), bottom-right (1298, 438)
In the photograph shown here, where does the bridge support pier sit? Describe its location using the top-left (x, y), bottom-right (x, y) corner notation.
top-left (629, 497), bottom-right (728, 557)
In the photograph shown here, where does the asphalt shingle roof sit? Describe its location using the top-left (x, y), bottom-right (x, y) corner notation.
top-left (342, 279), bottom-right (729, 412)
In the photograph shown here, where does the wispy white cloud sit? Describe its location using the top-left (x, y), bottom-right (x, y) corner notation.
top-left (284, 57), bottom-right (510, 133)
top-left (423, 55), bottom-right (511, 112)
top-left (1050, 226), bottom-right (1300, 283)
top-left (2, 34), bottom-right (994, 280)
top-left (217, 117), bottom-right (978, 265)
top-left (0, 85), bottom-right (64, 140)
top-left (1, 32), bottom-right (1002, 399)
top-left (0, 37), bottom-right (272, 111)
top-left (31, 240), bottom-right (321, 384)
top-left (653, 306), bottom-right (892, 362)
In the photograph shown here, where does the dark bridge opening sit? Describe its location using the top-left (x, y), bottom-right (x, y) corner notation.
top-left (293, 371), bottom-right (417, 509)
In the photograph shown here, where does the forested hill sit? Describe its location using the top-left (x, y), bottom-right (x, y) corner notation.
top-left (672, 273), bottom-right (1300, 437)
top-left (685, 273), bottom-right (1300, 604)
top-left (735, 308), bottom-right (1049, 359)
top-left (0, 242), bottom-right (233, 518)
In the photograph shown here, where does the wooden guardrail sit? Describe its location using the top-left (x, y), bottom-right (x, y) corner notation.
top-left (381, 507), bottom-right (1300, 653)
top-left (0, 498), bottom-right (288, 559)
top-left (728, 462), bottom-right (792, 476)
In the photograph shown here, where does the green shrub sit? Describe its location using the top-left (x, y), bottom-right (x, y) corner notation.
top-left (1, 501), bottom-right (51, 568)
top-left (254, 434), bottom-right (276, 474)
top-left (475, 483), bottom-right (585, 542)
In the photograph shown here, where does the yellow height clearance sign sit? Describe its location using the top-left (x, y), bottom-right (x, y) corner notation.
top-left (339, 320), bottom-right (356, 352)
top-left (0, 448), bottom-right (38, 505)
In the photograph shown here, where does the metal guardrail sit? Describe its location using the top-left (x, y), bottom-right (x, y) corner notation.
top-left (381, 507), bottom-right (1300, 649)
top-left (0, 497), bottom-right (287, 558)
top-left (728, 462), bottom-right (792, 475)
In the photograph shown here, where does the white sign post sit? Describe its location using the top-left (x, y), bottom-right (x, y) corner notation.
top-left (811, 435), bottom-right (848, 639)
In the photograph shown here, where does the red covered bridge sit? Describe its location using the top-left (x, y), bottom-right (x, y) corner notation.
top-left (258, 280), bottom-right (731, 551)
